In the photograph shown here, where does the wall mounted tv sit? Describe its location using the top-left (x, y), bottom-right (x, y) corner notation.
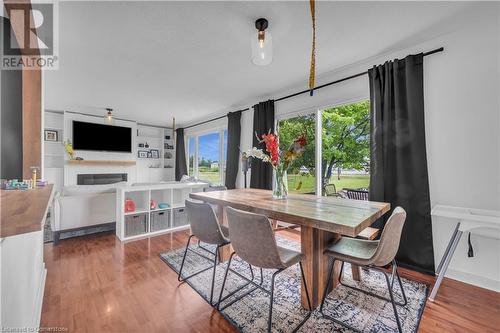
top-left (72, 121), bottom-right (132, 153)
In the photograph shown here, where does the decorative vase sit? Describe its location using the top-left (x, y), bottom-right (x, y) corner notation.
top-left (273, 168), bottom-right (288, 199)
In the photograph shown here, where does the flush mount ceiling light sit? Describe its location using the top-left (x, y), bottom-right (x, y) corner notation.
top-left (251, 18), bottom-right (273, 66)
top-left (105, 108), bottom-right (114, 125)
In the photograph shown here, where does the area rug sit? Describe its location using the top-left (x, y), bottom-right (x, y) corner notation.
top-left (160, 237), bottom-right (428, 333)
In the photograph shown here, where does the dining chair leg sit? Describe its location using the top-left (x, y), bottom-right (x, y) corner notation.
top-left (217, 252), bottom-right (235, 310)
top-left (267, 269), bottom-right (283, 333)
top-left (320, 258), bottom-right (335, 314)
top-left (393, 260), bottom-right (408, 306)
top-left (209, 245), bottom-right (219, 304)
top-left (299, 261), bottom-right (312, 311)
top-left (178, 235), bottom-right (194, 282)
top-left (383, 270), bottom-right (403, 333)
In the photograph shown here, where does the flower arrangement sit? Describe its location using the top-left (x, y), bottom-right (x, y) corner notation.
top-left (64, 140), bottom-right (74, 160)
top-left (247, 131), bottom-right (306, 199)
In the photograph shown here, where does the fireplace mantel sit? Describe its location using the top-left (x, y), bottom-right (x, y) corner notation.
top-left (67, 160), bottom-right (136, 166)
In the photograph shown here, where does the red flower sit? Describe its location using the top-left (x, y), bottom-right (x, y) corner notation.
top-left (262, 133), bottom-right (280, 166)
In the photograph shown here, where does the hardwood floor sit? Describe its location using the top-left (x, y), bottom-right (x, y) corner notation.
top-left (41, 230), bottom-right (500, 332)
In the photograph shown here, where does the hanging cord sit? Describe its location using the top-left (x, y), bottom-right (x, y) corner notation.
top-left (309, 0), bottom-right (316, 96)
top-left (467, 232), bottom-right (474, 257)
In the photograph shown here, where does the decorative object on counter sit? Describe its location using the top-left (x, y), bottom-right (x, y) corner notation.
top-left (138, 143), bottom-right (145, 148)
top-left (150, 199), bottom-right (157, 210)
top-left (158, 203), bottom-right (170, 209)
top-left (145, 142), bottom-right (150, 148)
top-left (124, 198), bottom-right (136, 213)
top-left (30, 166), bottom-right (40, 188)
top-left (150, 149), bottom-right (159, 159)
top-left (75, 157), bottom-right (84, 160)
top-left (44, 129), bottom-right (58, 141)
top-left (138, 150), bottom-right (148, 158)
top-left (36, 180), bottom-right (47, 187)
top-left (64, 140), bottom-right (75, 160)
top-left (246, 131), bottom-right (306, 199)
top-left (2, 179), bottom-right (32, 190)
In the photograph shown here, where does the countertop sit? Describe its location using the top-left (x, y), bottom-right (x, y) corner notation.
top-left (1, 184), bottom-right (54, 238)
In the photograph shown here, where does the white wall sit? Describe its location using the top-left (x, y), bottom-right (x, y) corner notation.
top-left (208, 6), bottom-right (500, 290)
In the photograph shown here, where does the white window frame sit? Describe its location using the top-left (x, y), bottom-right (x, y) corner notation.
top-left (186, 128), bottom-right (227, 185)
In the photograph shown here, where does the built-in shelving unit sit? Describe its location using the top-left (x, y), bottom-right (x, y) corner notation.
top-left (115, 182), bottom-right (206, 241)
top-left (136, 125), bottom-right (175, 182)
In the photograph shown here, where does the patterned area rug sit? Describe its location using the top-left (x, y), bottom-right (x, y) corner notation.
top-left (160, 237), bottom-right (428, 333)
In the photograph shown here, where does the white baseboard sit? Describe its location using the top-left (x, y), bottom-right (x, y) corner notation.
top-left (446, 268), bottom-right (500, 292)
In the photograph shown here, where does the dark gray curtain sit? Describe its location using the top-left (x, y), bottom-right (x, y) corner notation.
top-left (225, 111), bottom-right (242, 189)
top-left (250, 100), bottom-right (275, 189)
top-left (369, 53), bottom-right (434, 274)
top-left (175, 128), bottom-right (187, 181)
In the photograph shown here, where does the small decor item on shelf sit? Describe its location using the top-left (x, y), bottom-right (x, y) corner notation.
top-left (138, 143), bottom-right (145, 148)
top-left (165, 135), bottom-right (171, 140)
top-left (64, 140), bottom-right (75, 160)
top-left (147, 151), bottom-right (152, 158)
top-left (164, 152), bottom-right (172, 159)
top-left (246, 131), bottom-right (307, 199)
top-left (150, 149), bottom-right (159, 159)
top-left (158, 203), bottom-right (170, 209)
top-left (145, 142), bottom-right (149, 148)
top-left (124, 198), bottom-right (136, 213)
top-left (30, 166), bottom-right (40, 189)
top-left (44, 129), bottom-right (58, 141)
top-left (3, 179), bottom-right (31, 190)
top-left (138, 150), bottom-right (148, 158)
top-left (150, 199), bottom-right (157, 210)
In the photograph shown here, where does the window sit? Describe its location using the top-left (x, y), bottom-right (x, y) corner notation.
top-left (186, 129), bottom-right (227, 185)
top-left (320, 100), bottom-right (370, 197)
top-left (277, 114), bottom-right (316, 194)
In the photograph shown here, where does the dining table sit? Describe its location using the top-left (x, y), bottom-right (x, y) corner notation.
top-left (189, 188), bottom-right (390, 309)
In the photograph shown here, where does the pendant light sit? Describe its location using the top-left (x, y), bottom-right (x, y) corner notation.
top-left (105, 108), bottom-right (114, 125)
top-left (251, 18), bottom-right (273, 66)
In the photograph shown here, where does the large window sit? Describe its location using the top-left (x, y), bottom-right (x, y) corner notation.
top-left (187, 129), bottom-right (227, 185)
top-left (321, 100), bottom-right (370, 196)
top-left (278, 114), bottom-right (316, 194)
top-left (277, 100), bottom-right (370, 196)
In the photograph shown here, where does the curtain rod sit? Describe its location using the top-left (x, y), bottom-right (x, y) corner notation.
top-left (183, 47), bottom-right (443, 130)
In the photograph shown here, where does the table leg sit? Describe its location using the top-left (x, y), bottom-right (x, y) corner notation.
top-left (351, 264), bottom-right (361, 281)
top-left (215, 204), bottom-right (232, 262)
top-left (300, 226), bottom-right (340, 309)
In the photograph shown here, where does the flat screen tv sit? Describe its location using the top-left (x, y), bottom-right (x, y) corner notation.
top-left (72, 121), bottom-right (132, 153)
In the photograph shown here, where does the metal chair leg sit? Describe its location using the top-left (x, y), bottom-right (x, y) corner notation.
top-left (217, 252), bottom-right (236, 310)
top-left (209, 245), bottom-right (219, 304)
top-left (178, 235), bottom-right (194, 282)
top-left (320, 258), bottom-right (335, 314)
top-left (267, 269), bottom-right (283, 333)
top-left (383, 270), bottom-right (403, 333)
top-left (299, 262), bottom-right (312, 311)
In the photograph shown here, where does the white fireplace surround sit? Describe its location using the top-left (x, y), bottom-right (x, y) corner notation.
top-left (64, 165), bottom-right (137, 186)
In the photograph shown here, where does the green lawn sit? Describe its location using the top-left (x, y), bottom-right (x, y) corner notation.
top-left (287, 174), bottom-right (369, 194)
top-left (198, 171), bottom-right (221, 184)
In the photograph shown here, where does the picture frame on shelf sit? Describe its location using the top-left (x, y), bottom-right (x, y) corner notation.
top-left (138, 150), bottom-right (148, 158)
top-left (44, 130), bottom-right (58, 142)
top-left (150, 149), bottom-right (160, 159)
top-left (147, 151), bottom-right (152, 158)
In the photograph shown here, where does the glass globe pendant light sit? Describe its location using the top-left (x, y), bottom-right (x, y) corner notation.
top-left (251, 18), bottom-right (273, 66)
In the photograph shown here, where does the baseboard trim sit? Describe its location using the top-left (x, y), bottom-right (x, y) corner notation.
top-left (446, 268), bottom-right (500, 292)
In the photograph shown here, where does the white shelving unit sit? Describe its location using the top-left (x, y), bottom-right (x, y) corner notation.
top-left (115, 182), bottom-right (206, 241)
top-left (43, 111), bottom-right (65, 192)
top-left (136, 125), bottom-right (175, 182)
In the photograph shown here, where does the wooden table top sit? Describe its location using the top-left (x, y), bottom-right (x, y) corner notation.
top-left (190, 188), bottom-right (390, 237)
top-left (1, 184), bottom-right (54, 238)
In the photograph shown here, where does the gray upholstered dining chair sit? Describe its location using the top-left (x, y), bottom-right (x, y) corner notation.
top-left (179, 199), bottom-right (232, 305)
top-left (320, 207), bottom-right (407, 333)
top-left (218, 207), bottom-right (312, 333)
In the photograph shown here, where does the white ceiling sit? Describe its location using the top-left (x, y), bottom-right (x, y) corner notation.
top-left (45, 1), bottom-right (474, 126)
